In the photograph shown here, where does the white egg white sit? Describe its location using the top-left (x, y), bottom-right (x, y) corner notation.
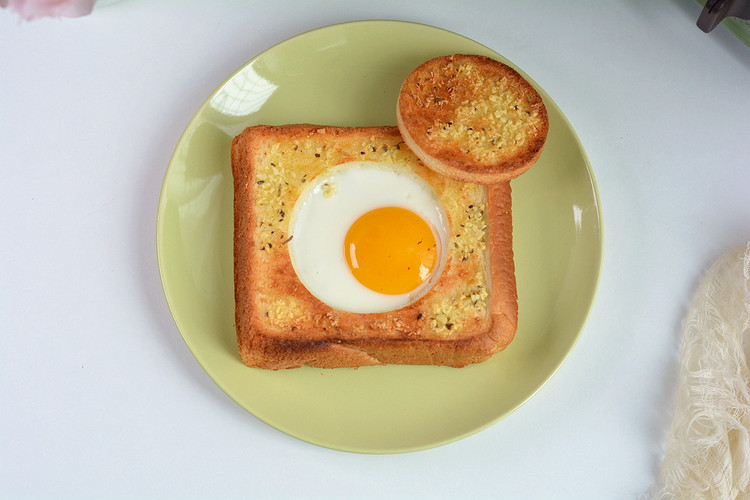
top-left (287, 161), bottom-right (448, 313)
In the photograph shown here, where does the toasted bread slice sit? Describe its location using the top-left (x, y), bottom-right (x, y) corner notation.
top-left (397, 54), bottom-right (548, 184)
top-left (231, 124), bottom-right (517, 369)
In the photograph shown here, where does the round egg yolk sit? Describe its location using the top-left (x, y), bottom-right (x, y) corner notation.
top-left (344, 206), bottom-right (438, 295)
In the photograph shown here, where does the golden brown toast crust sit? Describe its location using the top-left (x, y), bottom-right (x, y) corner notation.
top-left (397, 54), bottom-right (549, 184)
top-left (231, 124), bottom-right (517, 369)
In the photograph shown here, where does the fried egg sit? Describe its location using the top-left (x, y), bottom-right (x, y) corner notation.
top-left (288, 161), bottom-right (449, 313)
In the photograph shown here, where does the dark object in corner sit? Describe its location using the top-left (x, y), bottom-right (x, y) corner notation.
top-left (697, 0), bottom-right (750, 33)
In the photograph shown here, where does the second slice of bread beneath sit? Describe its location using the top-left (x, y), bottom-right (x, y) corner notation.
top-left (231, 124), bottom-right (517, 369)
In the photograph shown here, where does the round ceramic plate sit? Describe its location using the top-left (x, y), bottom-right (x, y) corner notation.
top-left (157, 20), bottom-right (602, 453)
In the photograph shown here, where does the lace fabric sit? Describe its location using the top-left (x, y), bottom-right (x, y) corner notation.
top-left (655, 241), bottom-right (750, 499)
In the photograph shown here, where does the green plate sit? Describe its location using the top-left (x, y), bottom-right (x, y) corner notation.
top-left (156, 20), bottom-right (602, 454)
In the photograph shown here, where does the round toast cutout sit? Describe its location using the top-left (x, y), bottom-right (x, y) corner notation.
top-left (397, 54), bottom-right (549, 184)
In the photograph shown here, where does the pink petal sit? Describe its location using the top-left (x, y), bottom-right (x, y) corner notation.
top-left (3, 0), bottom-right (97, 20)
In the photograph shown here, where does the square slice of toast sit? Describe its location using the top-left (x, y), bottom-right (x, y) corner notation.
top-left (231, 124), bottom-right (517, 369)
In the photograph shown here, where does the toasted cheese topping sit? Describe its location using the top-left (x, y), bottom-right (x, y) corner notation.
top-left (425, 63), bottom-right (545, 164)
top-left (263, 296), bottom-right (305, 324)
top-left (430, 280), bottom-right (489, 334)
top-left (250, 130), bottom-right (491, 336)
top-left (446, 184), bottom-right (487, 260)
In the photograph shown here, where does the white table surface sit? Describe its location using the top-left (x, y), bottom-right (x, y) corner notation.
top-left (2, 1), bottom-right (749, 498)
